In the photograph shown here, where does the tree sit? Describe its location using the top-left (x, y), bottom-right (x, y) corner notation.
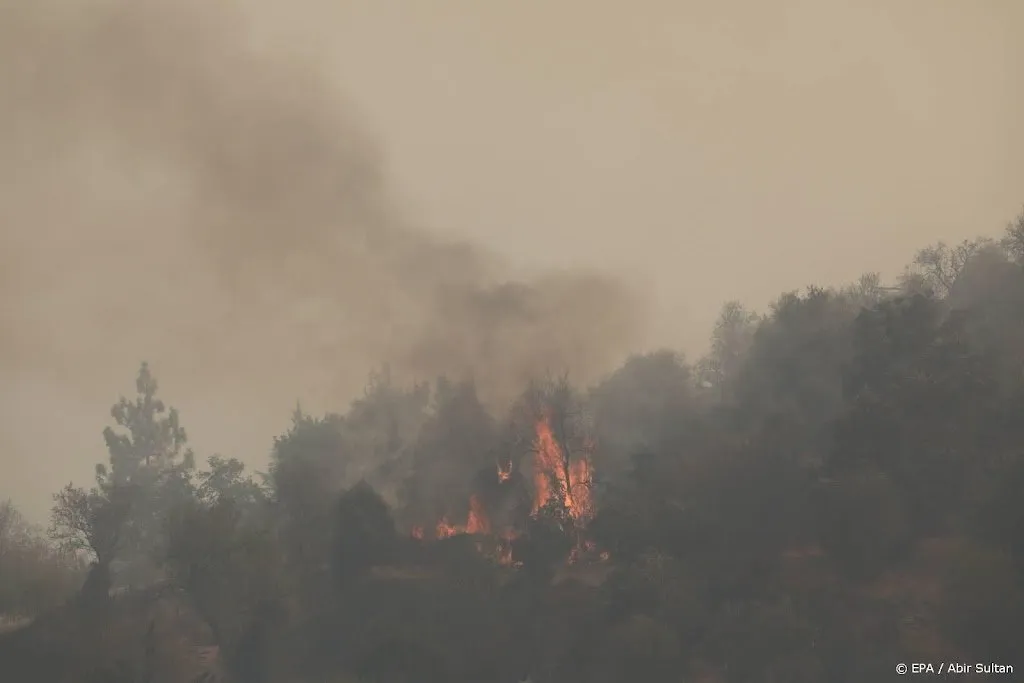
top-left (195, 455), bottom-right (269, 515)
top-left (270, 371), bottom-right (428, 561)
top-left (696, 301), bottom-right (760, 399)
top-left (399, 377), bottom-right (496, 529)
top-left (515, 373), bottom-right (595, 528)
top-left (270, 408), bottom-right (349, 505)
top-left (269, 409), bottom-right (350, 592)
top-left (901, 238), bottom-right (992, 298)
top-left (588, 350), bottom-right (693, 479)
top-left (0, 499), bottom-right (29, 565)
top-left (48, 482), bottom-right (133, 604)
top-left (840, 272), bottom-right (886, 309)
top-left (834, 293), bottom-right (998, 534)
top-left (732, 286), bottom-right (858, 442)
top-left (48, 484), bottom-right (131, 565)
top-left (16, 205), bottom-right (1024, 682)
top-left (0, 500), bottom-right (84, 614)
top-left (342, 368), bottom-right (431, 502)
top-left (164, 496), bottom-right (289, 681)
top-left (101, 362), bottom-right (193, 486)
top-left (999, 207), bottom-right (1024, 263)
top-left (333, 481), bottom-right (398, 583)
top-left (815, 468), bottom-right (911, 579)
top-left (95, 362), bottom-right (196, 584)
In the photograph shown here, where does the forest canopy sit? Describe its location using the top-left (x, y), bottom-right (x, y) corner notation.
top-left (2, 209), bottom-right (1024, 682)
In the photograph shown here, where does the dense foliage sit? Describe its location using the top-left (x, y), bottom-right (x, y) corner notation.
top-left (2, 211), bottom-right (1024, 682)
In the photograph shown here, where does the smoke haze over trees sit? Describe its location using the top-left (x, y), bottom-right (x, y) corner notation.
top-left (0, 0), bottom-right (648, 520)
top-left (3, 208), bottom-right (1024, 681)
top-left (2, 0), bottom-right (1021, 521)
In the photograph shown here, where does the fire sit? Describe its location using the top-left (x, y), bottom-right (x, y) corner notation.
top-left (410, 411), bottom-right (605, 570)
top-left (431, 495), bottom-right (491, 539)
top-left (530, 414), bottom-right (594, 523)
top-left (569, 458), bottom-right (594, 521)
top-left (466, 495), bottom-right (491, 535)
top-left (435, 518), bottom-right (459, 539)
top-left (498, 544), bottom-right (514, 566)
top-left (532, 415), bottom-right (561, 515)
top-left (497, 529), bottom-right (521, 567)
top-left (418, 496), bottom-right (524, 567)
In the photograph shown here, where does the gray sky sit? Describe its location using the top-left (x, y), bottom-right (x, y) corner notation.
top-left (310, 0), bottom-right (1022, 346)
top-left (1, 0), bottom-right (1021, 521)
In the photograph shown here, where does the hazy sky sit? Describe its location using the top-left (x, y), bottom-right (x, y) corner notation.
top-left (309, 0), bottom-right (1022, 346)
top-left (1, 0), bottom-right (1021, 520)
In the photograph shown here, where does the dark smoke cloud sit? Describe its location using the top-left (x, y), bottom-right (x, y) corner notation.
top-left (0, 0), bottom-right (646, 518)
top-left (0, 0), bottom-right (645, 404)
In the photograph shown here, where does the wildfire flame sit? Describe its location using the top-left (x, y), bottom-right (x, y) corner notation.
top-left (410, 412), bottom-right (604, 569)
top-left (496, 529), bottom-right (520, 567)
top-left (531, 414), bottom-right (594, 523)
top-left (416, 496), bottom-right (523, 567)
top-left (431, 495), bottom-right (491, 539)
top-left (435, 518), bottom-right (457, 539)
top-left (466, 495), bottom-right (491, 535)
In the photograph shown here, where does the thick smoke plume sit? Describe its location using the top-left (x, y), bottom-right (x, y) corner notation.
top-left (0, 0), bottom-right (645, 414)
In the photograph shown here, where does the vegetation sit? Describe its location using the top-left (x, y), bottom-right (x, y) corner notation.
top-left (2, 210), bottom-right (1024, 682)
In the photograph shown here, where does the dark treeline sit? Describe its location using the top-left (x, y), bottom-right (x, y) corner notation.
top-left (2, 210), bottom-right (1024, 682)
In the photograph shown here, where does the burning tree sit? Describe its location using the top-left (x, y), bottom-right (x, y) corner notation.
top-left (399, 374), bottom-right (605, 570)
top-left (531, 413), bottom-right (595, 525)
top-left (520, 374), bottom-right (596, 529)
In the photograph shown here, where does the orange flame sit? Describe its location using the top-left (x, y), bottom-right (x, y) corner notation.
top-left (498, 545), bottom-right (514, 566)
top-left (411, 526), bottom-right (424, 540)
top-left (414, 412), bottom-right (603, 569)
top-left (497, 529), bottom-right (521, 567)
top-left (531, 414), bottom-right (595, 523)
top-left (433, 495), bottom-right (491, 539)
top-left (532, 415), bottom-right (562, 515)
top-left (569, 458), bottom-right (594, 521)
top-left (466, 495), bottom-right (491, 535)
top-left (435, 518), bottom-right (458, 539)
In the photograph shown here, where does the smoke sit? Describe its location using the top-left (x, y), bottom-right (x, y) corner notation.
top-left (0, 0), bottom-right (646, 411)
